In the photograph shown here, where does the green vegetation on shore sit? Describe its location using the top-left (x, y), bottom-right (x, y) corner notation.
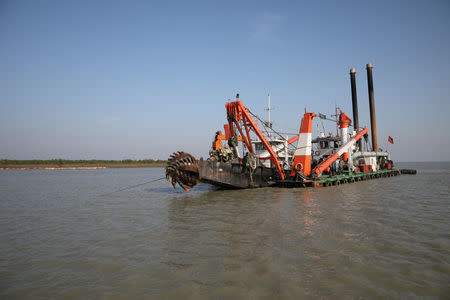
top-left (0, 159), bottom-right (167, 169)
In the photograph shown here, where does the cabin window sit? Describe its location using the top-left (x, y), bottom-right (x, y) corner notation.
top-left (255, 143), bottom-right (266, 151)
top-left (320, 141), bottom-right (329, 149)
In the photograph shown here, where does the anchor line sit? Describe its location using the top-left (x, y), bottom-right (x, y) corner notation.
top-left (98, 177), bottom-right (165, 197)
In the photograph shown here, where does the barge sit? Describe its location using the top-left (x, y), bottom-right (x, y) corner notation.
top-left (166, 64), bottom-right (415, 191)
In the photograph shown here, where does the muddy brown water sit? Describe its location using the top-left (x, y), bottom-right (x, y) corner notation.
top-left (0, 162), bottom-right (448, 299)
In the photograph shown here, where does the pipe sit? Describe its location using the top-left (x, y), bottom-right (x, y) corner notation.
top-left (350, 68), bottom-right (361, 150)
top-left (366, 63), bottom-right (378, 152)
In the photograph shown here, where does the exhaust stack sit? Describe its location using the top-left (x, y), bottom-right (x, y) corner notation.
top-left (366, 63), bottom-right (378, 152)
top-left (349, 68), bottom-right (361, 150)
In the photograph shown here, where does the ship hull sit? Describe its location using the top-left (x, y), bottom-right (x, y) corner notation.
top-left (198, 158), bottom-right (277, 188)
top-left (199, 158), bottom-right (405, 189)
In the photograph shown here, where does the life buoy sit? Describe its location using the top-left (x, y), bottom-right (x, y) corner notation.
top-left (295, 162), bottom-right (303, 171)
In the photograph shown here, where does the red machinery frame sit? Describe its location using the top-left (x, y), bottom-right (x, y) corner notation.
top-left (225, 99), bottom-right (286, 180)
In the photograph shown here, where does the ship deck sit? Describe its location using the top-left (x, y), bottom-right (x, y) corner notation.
top-left (275, 169), bottom-right (403, 188)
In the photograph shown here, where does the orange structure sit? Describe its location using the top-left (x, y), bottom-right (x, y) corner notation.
top-left (290, 112), bottom-right (317, 176)
top-left (225, 95), bottom-right (286, 180)
top-left (338, 111), bottom-right (352, 162)
top-left (212, 131), bottom-right (225, 150)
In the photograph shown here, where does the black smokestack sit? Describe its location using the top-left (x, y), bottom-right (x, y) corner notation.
top-left (366, 63), bottom-right (378, 152)
top-left (350, 68), bottom-right (361, 151)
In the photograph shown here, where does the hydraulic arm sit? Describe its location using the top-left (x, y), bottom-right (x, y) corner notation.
top-left (311, 127), bottom-right (369, 177)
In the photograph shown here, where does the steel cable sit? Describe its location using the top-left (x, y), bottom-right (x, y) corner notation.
top-left (98, 177), bottom-right (165, 197)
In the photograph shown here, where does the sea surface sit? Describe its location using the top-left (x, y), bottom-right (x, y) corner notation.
top-left (0, 162), bottom-right (449, 299)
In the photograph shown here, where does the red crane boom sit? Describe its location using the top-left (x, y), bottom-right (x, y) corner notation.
top-left (225, 98), bottom-right (286, 180)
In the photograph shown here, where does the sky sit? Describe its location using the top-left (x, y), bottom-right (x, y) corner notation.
top-left (1, 0), bottom-right (449, 162)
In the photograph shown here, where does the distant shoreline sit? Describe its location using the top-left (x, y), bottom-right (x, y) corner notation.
top-left (0, 159), bottom-right (167, 170)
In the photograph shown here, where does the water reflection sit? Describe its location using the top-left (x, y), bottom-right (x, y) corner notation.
top-left (163, 188), bottom-right (290, 296)
top-left (161, 187), bottom-right (329, 296)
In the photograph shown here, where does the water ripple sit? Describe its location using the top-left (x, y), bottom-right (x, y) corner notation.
top-left (0, 164), bottom-right (449, 298)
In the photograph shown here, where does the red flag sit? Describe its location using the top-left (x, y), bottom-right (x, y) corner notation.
top-left (388, 136), bottom-right (394, 144)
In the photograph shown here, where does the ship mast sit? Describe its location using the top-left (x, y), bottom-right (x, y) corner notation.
top-left (265, 94), bottom-right (272, 138)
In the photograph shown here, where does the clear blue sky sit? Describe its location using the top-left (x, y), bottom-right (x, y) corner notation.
top-left (1, 0), bottom-right (449, 161)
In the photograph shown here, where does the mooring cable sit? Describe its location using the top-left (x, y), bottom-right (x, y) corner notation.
top-left (98, 177), bottom-right (165, 197)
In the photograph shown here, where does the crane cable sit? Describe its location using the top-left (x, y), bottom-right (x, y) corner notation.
top-left (248, 110), bottom-right (290, 142)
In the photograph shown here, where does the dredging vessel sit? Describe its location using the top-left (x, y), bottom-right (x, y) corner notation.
top-left (165, 64), bottom-right (415, 191)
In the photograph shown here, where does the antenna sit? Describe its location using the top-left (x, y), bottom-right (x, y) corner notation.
top-left (265, 93), bottom-right (273, 138)
top-left (332, 103), bottom-right (340, 137)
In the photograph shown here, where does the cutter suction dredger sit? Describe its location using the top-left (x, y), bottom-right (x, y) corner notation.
top-left (166, 64), bottom-right (415, 191)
